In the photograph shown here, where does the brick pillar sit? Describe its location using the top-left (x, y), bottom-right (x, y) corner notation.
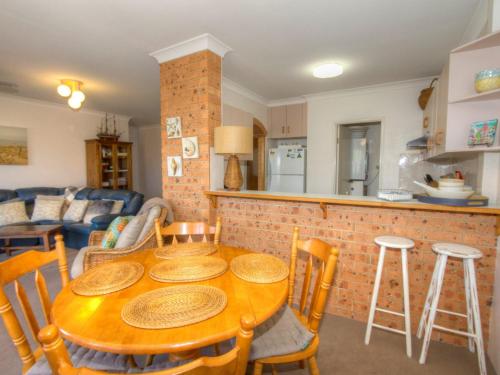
top-left (159, 50), bottom-right (221, 221)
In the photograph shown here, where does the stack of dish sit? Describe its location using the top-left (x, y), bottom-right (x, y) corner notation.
top-left (414, 179), bottom-right (474, 199)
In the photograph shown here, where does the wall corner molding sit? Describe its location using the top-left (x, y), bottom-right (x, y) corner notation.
top-left (222, 77), bottom-right (269, 106)
top-left (150, 33), bottom-right (232, 63)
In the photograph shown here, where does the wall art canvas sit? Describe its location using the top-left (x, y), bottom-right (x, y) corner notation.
top-left (182, 136), bottom-right (199, 159)
top-left (166, 117), bottom-right (182, 139)
top-left (0, 126), bottom-right (28, 165)
top-left (167, 156), bottom-right (182, 177)
top-left (467, 119), bottom-right (498, 147)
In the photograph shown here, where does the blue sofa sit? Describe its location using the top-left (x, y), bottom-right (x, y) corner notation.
top-left (0, 187), bottom-right (143, 249)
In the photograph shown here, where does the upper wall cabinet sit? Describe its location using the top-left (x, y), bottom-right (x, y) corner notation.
top-left (426, 30), bottom-right (500, 160)
top-left (269, 103), bottom-right (307, 139)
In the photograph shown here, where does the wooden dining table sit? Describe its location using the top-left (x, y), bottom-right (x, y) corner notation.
top-left (51, 245), bottom-right (288, 355)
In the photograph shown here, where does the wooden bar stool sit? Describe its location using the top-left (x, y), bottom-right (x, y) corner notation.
top-left (417, 243), bottom-right (486, 375)
top-left (365, 235), bottom-right (415, 357)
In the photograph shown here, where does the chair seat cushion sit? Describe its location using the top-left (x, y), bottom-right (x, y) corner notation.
top-left (250, 305), bottom-right (314, 361)
top-left (27, 341), bottom-right (130, 375)
top-left (70, 246), bottom-right (100, 279)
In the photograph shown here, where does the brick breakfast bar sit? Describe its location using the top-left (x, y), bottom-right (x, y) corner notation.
top-left (205, 190), bottom-right (500, 347)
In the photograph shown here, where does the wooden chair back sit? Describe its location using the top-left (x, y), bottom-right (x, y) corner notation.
top-left (39, 314), bottom-right (255, 375)
top-left (154, 217), bottom-right (222, 247)
top-left (0, 235), bottom-right (69, 373)
top-left (288, 227), bottom-right (339, 334)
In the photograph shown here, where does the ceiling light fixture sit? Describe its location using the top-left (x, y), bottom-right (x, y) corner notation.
top-left (57, 79), bottom-right (85, 110)
top-left (313, 63), bottom-right (344, 78)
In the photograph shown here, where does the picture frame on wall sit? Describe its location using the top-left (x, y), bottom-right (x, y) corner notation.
top-left (166, 117), bottom-right (182, 139)
top-left (182, 136), bottom-right (199, 159)
top-left (167, 156), bottom-right (182, 177)
top-left (0, 125), bottom-right (28, 165)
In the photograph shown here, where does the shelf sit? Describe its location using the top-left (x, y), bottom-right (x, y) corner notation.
top-left (449, 88), bottom-right (500, 104)
top-left (452, 30), bottom-right (500, 53)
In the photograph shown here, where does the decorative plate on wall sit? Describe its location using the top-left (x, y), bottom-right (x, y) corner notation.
top-left (182, 136), bottom-right (199, 159)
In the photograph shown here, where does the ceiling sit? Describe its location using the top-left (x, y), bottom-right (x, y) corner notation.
top-left (0, 0), bottom-right (478, 125)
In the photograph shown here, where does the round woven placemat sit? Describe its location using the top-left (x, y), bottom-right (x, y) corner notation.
top-left (121, 285), bottom-right (227, 329)
top-left (154, 242), bottom-right (217, 259)
top-left (149, 256), bottom-right (228, 283)
top-left (230, 253), bottom-right (289, 283)
top-left (71, 261), bottom-right (144, 296)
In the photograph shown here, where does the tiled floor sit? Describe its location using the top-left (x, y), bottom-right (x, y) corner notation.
top-left (0, 249), bottom-right (496, 375)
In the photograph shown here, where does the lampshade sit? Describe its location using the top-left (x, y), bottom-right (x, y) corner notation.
top-left (214, 126), bottom-right (253, 155)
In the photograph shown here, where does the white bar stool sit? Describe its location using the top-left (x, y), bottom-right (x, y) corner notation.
top-left (365, 235), bottom-right (415, 357)
top-left (417, 243), bottom-right (486, 375)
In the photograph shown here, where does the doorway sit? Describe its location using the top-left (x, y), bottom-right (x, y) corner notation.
top-left (246, 118), bottom-right (267, 190)
top-left (336, 122), bottom-right (381, 196)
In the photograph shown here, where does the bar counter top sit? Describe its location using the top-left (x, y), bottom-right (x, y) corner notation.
top-left (205, 190), bottom-right (500, 216)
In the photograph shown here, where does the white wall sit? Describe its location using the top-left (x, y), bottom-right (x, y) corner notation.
top-left (306, 78), bottom-right (431, 194)
top-left (0, 94), bottom-right (129, 189)
top-left (131, 125), bottom-right (162, 199)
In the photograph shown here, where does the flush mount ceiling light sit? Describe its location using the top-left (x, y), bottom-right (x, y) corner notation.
top-left (57, 79), bottom-right (86, 111)
top-left (313, 63), bottom-right (344, 78)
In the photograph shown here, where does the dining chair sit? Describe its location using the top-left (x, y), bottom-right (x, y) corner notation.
top-left (0, 236), bottom-right (132, 374)
top-left (252, 227), bottom-right (340, 375)
top-left (154, 217), bottom-right (222, 247)
top-left (38, 314), bottom-right (256, 375)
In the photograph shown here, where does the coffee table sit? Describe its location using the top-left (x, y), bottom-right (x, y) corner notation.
top-left (0, 224), bottom-right (63, 256)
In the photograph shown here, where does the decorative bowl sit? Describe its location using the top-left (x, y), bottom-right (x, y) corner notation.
top-left (475, 69), bottom-right (500, 93)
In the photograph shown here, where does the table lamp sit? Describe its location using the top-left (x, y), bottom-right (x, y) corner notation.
top-left (214, 125), bottom-right (253, 191)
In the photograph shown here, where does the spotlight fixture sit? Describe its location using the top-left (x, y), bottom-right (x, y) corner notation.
top-left (57, 79), bottom-right (85, 110)
top-left (313, 63), bottom-right (344, 78)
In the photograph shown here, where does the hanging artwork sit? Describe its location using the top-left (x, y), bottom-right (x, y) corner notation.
top-left (0, 126), bottom-right (28, 165)
top-left (182, 136), bottom-right (199, 159)
top-left (167, 156), bottom-right (182, 177)
top-left (166, 117), bottom-right (182, 139)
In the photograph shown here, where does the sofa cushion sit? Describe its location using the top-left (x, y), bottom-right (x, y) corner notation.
top-left (136, 205), bottom-right (162, 243)
top-left (101, 216), bottom-right (132, 249)
top-left (31, 196), bottom-right (65, 222)
top-left (249, 305), bottom-right (314, 360)
top-left (31, 220), bottom-right (64, 225)
top-left (0, 189), bottom-right (17, 203)
top-left (104, 199), bottom-right (125, 214)
top-left (0, 200), bottom-right (29, 226)
top-left (63, 199), bottom-right (89, 222)
top-left (83, 201), bottom-right (113, 224)
top-left (115, 213), bottom-right (147, 248)
top-left (65, 223), bottom-right (94, 235)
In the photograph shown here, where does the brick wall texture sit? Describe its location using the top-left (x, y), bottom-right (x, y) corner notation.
top-left (160, 50), bottom-right (221, 221)
top-left (215, 196), bottom-right (498, 347)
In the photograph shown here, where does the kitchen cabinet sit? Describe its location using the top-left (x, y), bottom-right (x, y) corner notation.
top-left (269, 103), bottom-right (307, 139)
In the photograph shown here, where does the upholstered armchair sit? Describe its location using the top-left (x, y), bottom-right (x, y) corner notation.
top-left (83, 207), bottom-right (168, 271)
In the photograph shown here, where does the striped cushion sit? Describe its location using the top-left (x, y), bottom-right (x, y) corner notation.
top-left (250, 305), bottom-right (314, 360)
top-left (101, 216), bottom-right (132, 249)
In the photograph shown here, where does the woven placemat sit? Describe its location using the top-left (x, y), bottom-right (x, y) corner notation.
top-left (121, 285), bottom-right (227, 329)
top-left (154, 242), bottom-right (217, 259)
top-left (149, 256), bottom-right (228, 283)
top-left (71, 261), bottom-right (144, 296)
top-left (230, 253), bottom-right (289, 284)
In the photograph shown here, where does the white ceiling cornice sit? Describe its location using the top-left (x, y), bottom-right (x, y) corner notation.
top-left (222, 77), bottom-right (269, 106)
top-left (150, 33), bottom-right (233, 64)
top-left (267, 96), bottom-right (306, 107)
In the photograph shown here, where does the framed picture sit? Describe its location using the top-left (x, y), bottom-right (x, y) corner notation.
top-left (166, 117), bottom-right (182, 139)
top-left (167, 156), bottom-right (182, 177)
top-left (182, 136), bottom-right (199, 159)
top-left (0, 126), bottom-right (28, 165)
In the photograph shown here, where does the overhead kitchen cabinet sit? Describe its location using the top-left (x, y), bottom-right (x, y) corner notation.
top-left (268, 103), bottom-right (307, 139)
top-left (425, 30), bottom-right (500, 160)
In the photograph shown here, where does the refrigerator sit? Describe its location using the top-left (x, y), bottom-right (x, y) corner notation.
top-left (268, 145), bottom-right (306, 193)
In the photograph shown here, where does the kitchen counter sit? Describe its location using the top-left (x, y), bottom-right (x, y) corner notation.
top-left (204, 190), bottom-right (500, 216)
top-left (206, 189), bottom-right (499, 347)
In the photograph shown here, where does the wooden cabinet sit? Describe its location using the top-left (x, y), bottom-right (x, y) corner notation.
top-left (269, 103), bottom-right (307, 138)
top-left (85, 139), bottom-right (133, 190)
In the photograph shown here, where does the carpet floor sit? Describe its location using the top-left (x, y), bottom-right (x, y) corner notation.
top-left (0, 249), bottom-right (496, 375)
